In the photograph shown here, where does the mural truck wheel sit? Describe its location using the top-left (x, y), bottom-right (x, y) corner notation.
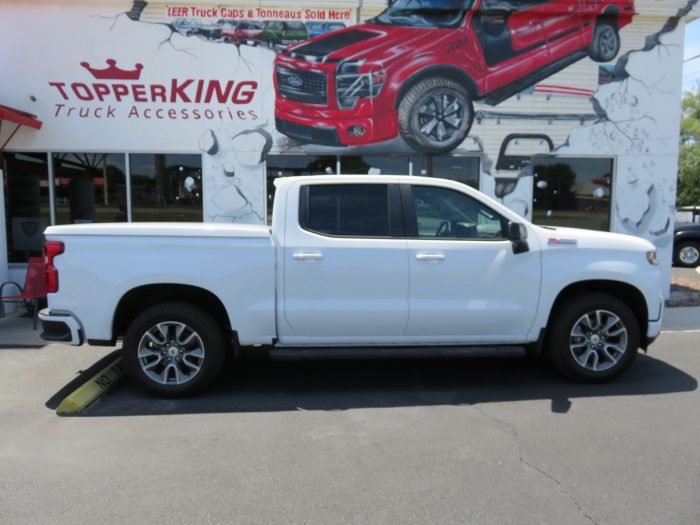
top-left (674, 241), bottom-right (700, 267)
top-left (399, 77), bottom-right (474, 154)
top-left (589, 21), bottom-right (621, 63)
top-left (546, 292), bottom-right (639, 383)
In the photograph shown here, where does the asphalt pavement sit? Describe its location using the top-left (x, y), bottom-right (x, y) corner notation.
top-left (0, 311), bottom-right (699, 524)
top-left (673, 265), bottom-right (700, 283)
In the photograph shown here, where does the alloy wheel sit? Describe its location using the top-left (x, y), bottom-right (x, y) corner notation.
top-left (415, 90), bottom-right (469, 147)
top-left (569, 310), bottom-right (628, 372)
top-left (598, 27), bottom-right (618, 60)
top-left (137, 321), bottom-right (206, 385)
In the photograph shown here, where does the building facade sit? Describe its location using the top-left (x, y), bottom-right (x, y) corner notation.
top-left (1, 0), bottom-right (698, 298)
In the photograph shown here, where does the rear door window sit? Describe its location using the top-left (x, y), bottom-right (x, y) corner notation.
top-left (301, 184), bottom-right (394, 237)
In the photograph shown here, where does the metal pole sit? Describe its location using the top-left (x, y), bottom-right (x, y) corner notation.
top-left (125, 153), bottom-right (132, 222)
top-left (0, 168), bottom-right (8, 299)
top-left (47, 152), bottom-right (56, 225)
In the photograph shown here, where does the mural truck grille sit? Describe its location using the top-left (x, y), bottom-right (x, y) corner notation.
top-left (276, 67), bottom-right (327, 105)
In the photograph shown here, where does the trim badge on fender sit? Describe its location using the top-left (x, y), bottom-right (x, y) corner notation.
top-left (548, 238), bottom-right (578, 247)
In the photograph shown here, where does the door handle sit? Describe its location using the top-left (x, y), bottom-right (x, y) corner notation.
top-left (568, 5), bottom-right (575, 11)
top-left (415, 253), bottom-right (446, 262)
top-left (292, 252), bottom-right (323, 260)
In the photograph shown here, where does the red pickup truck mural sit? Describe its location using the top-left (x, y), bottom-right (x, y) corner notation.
top-left (274, 0), bottom-right (635, 153)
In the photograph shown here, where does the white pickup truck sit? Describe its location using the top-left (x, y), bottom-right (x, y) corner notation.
top-left (40, 176), bottom-right (664, 396)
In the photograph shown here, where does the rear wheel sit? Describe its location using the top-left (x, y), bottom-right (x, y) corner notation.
top-left (588, 21), bottom-right (620, 63)
top-left (674, 241), bottom-right (700, 267)
top-left (398, 77), bottom-right (474, 154)
top-left (123, 302), bottom-right (226, 397)
top-left (547, 293), bottom-right (639, 382)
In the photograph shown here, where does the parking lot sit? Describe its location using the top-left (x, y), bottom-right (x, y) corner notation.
top-left (0, 306), bottom-right (699, 525)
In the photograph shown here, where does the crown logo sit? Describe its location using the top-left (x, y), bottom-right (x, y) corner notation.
top-left (80, 59), bottom-right (144, 80)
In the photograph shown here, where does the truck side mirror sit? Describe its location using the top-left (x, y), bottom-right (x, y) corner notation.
top-left (507, 222), bottom-right (529, 254)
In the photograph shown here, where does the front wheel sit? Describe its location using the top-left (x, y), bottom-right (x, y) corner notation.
top-left (123, 302), bottom-right (226, 397)
top-left (547, 293), bottom-right (639, 382)
top-left (675, 241), bottom-right (700, 267)
top-left (588, 21), bottom-right (621, 63)
top-left (398, 77), bottom-right (474, 154)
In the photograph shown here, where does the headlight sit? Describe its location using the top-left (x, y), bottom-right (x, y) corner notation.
top-left (336, 60), bottom-right (385, 110)
top-left (646, 250), bottom-right (658, 266)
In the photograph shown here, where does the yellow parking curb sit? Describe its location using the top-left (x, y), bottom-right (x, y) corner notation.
top-left (56, 357), bottom-right (125, 416)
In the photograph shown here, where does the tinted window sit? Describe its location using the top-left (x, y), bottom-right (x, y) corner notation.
top-left (130, 154), bottom-right (202, 222)
top-left (412, 186), bottom-right (505, 239)
top-left (341, 155), bottom-right (409, 175)
top-left (304, 184), bottom-right (390, 237)
top-left (532, 156), bottom-right (612, 231)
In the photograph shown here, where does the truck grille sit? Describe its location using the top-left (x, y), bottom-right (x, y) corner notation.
top-left (276, 67), bottom-right (328, 105)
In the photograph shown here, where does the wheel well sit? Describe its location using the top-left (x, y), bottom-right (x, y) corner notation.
top-left (112, 284), bottom-right (232, 341)
top-left (394, 66), bottom-right (479, 109)
top-left (598, 8), bottom-right (620, 29)
top-left (547, 280), bottom-right (648, 342)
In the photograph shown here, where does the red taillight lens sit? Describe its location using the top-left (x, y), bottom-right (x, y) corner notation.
top-left (45, 241), bottom-right (64, 293)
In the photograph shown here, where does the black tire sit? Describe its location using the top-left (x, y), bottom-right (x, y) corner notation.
top-left (123, 302), bottom-right (226, 397)
top-left (588, 21), bottom-right (620, 63)
top-left (398, 76), bottom-right (474, 154)
top-left (546, 292), bottom-right (639, 382)
top-left (674, 240), bottom-right (700, 267)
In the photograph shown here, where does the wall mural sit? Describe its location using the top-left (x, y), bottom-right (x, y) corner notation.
top-left (0, 0), bottom-right (697, 291)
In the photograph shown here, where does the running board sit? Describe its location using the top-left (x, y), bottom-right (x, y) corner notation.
top-left (481, 50), bottom-right (589, 106)
top-left (269, 345), bottom-right (526, 360)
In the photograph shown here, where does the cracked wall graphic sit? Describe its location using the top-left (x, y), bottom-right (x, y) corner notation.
top-left (554, 0), bottom-right (700, 293)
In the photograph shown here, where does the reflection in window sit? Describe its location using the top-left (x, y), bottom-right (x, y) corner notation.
top-left (130, 154), bottom-right (202, 222)
top-left (53, 153), bottom-right (127, 225)
top-left (412, 186), bottom-right (504, 239)
top-left (2, 153), bottom-right (50, 263)
top-left (532, 156), bottom-right (613, 231)
top-left (341, 156), bottom-right (409, 175)
top-left (265, 155), bottom-right (336, 221)
top-left (305, 184), bottom-right (390, 237)
top-left (429, 156), bottom-right (480, 188)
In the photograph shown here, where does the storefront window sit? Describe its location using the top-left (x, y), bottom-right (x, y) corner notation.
top-left (428, 156), bottom-right (480, 188)
top-left (53, 153), bottom-right (127, 224)
top-left (265, 155), bottom-right (337, 221)
top-left (411, 156), bottom-right (429, 176)
top-left (532, 156), bottom-right (613, 231)
top-left (340, 155), bottom-right (410, 175)
top-left (2, 153), bottom-right (51, 263)
top-left (130, 154), bottom-right (202, 222)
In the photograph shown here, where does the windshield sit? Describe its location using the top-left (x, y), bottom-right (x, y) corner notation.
top-left (372, 0), bottom-right (474, 28)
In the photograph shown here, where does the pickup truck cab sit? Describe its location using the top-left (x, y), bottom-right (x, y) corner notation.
top-left (40, 176), bottom-right (663, 396)
top-left (274, 0), bottom-right (634, 152)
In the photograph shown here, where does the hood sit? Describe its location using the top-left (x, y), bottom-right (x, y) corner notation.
top-left (675, 222), bottom-right (700, 233)
top-left (533, 226), bottom-right (655, 253)
top-left (285, 23), bottom-right (458, 64)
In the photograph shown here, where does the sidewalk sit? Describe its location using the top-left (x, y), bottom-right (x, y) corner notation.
top-left (0, 313), bottom-right (49, 347)
top-left (662, 306), bottom-right (700, 332)
top-left (1, 307), bottom-right (699, 348)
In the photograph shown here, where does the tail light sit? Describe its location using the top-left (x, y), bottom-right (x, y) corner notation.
top-left (45, 241), bottom-right (64, 293)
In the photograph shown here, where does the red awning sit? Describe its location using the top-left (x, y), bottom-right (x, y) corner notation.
top-left (0, 104), bottom-right (42, 151)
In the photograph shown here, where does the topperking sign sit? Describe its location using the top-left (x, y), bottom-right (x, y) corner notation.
top-left (0, 2), bottom-right (355, 152)
top-left (48, 58), bottom-right (260, 122)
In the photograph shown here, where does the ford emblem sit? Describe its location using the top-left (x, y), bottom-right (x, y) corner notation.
top-left (287, 74), bottom-right (303, 88)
